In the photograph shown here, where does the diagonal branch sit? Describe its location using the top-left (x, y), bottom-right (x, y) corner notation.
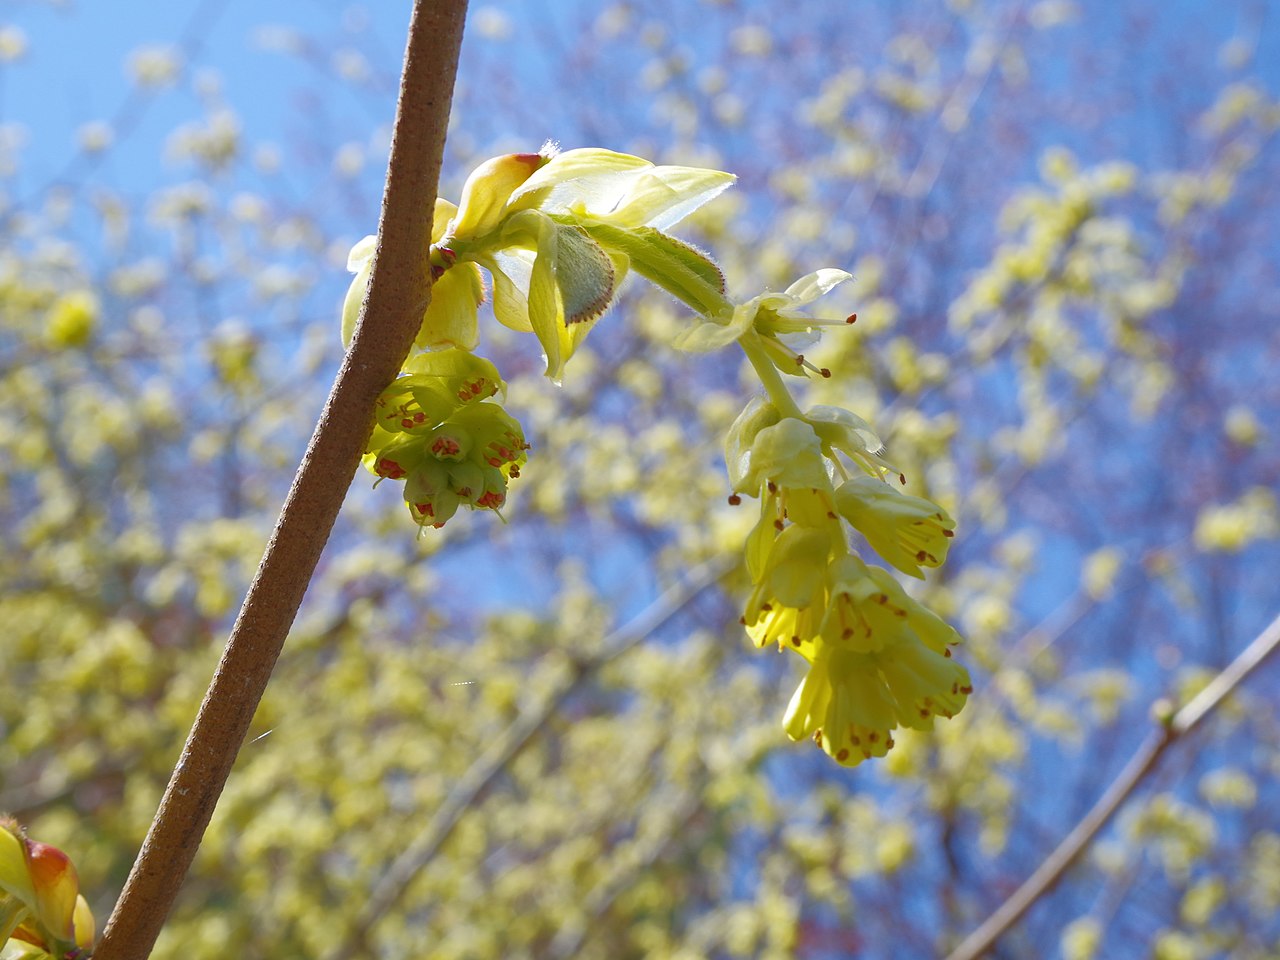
top-left (325, 556), bottom-right (737, 960)
top-left (945, 610), bottom-right (1280, 960)
top-left (90, 4), bottom-right (469, 958)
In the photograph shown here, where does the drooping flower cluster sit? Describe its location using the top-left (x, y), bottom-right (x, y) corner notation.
top-left (1, 818), bottom-right (94, 959)
top-left (726, 378), bottom-right (970, 766)
top-left (343, 144), bottom-right (969, 764)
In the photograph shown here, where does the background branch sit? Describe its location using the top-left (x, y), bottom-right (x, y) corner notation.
top-left (326, 557), bottom-right (737, 960)
top-left (945, 611), bottom-right (1280, 960)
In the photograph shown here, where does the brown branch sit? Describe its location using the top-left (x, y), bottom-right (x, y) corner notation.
top-left (945, 610), bottom-right (1280, 960)
top-left (90, 3), bottom-right (469, 957)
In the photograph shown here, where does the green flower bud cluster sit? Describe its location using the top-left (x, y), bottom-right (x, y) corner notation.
top-left (363, 349), bottom-right (527, 528)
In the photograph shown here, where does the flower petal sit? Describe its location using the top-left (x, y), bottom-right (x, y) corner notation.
top-left (782, 268), bottom-right (852, 304)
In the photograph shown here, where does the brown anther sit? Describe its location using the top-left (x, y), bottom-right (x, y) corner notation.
top-left (943, 529), bottom-right (955, 538)
top-left (943, 648), bottom-right (952, 658)
top-left (846, 313), bottom-right (857, 324)
top-left (728, 494), bottom-right (741, 505)
top-left (885, 736), bottom-right (895, 748)
top-left (836, 748), bottom-right (849, 762)
top-left (767, 481), bottom-right (778, 494)
top-left (760, 603), bottom-right (773, 612)
top-left (899, 473), bottom-right (907, 485)
top-left (850, 735), bottom-right (860, 745)
top-left (795, 354), bottom-right (806, 367)
top-left (814, 731), bottom-right (824, 746)
top-left (868, 732), bottom-right (879, 742)
top-left (791, 636), bottom-right (802, 647)
top-left (774, 519), bottom-right (785, 531)
top-left (819, 368), bottom-right (832, 378)
top-left (916, 550), bottom-right (928, 562)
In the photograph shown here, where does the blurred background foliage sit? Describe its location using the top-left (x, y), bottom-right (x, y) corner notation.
top-left (1, 1), bottom-right (1279, 958)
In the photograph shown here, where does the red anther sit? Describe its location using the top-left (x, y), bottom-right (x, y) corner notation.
top-left (438, 246), bottom-right (457, 265)
top-left (378, 459), bottom-right (406, 479)
top-left (728, 493), bottom-right (741, 505)
top-left (414, 412), bottom-right (426, 423)
top-left (487, 456), bottom-right (501, 467)
top-left (414, 502), bottom-right (433, 517)
top-left (432, 437), bottom-right (462, 457)
top-left (476, 491), bottom-right (505, 508)
top-left (430, 264), bottom-right (446, 280)
top-left (401, 418), bottom-right (415, 429)
top-left (846, 313), bottom-right (857, 324)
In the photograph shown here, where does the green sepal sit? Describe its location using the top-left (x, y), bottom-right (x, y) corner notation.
top-left (567, 218), bottom-right (727, 317)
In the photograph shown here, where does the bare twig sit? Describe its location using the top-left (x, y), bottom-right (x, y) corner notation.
top-left (326, 557), bottom-right (737, 960)
top-left (945, 611), bottom-right (1280, 960)
top-left (91, 4), bottom-right (468, 957)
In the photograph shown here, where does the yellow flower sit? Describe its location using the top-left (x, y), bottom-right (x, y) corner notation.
top-left (835, 475), bottom-right (956, 579)
top-left (673, 268), bottom-right (853, 357)
top-left (782, 555), bottom-right (971, 766)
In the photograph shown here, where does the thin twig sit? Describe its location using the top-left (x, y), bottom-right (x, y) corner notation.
top-left (326, 557), bottom-right (737, 960)
top-left (91, 4), bottom-right (468, 957)
top-left (945, 611), bottom-right (1280, 960)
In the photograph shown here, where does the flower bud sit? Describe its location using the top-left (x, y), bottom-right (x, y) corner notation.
top-left (446, 152), bottom-right (550, 242)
